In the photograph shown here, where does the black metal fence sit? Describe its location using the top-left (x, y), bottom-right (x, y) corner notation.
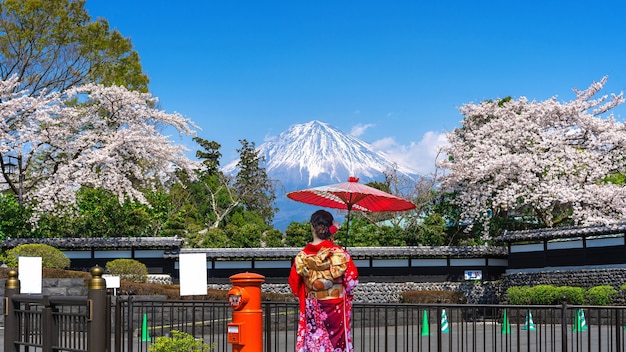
top-left (114, 298), bottom-right (626, 352)
top-left (6, 269), bottom-right (626, 352)
top-left (4, 267), bottom-right (110, 352)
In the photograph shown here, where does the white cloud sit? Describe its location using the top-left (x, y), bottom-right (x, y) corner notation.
top-left (350, 123), bottom-right (374, 137)
top-left (371, 131), bottom-right (449, 175)
top-left (264, 133), bottom-right (278, 143)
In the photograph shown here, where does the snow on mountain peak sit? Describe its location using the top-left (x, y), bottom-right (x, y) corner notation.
top-left (259, 120), bottom-right (417, 186)
top-left (221, 120), bottom-right (419, 229)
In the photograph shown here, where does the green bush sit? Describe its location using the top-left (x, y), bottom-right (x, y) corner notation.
top-left (106, 259), bottom-right (148, 283)
top-left (529, 285), bottom-right (559, 305)
top-left (620, 282), bottom-right (626, 291)
top-left (1, 244), bottom-right (70, 269)
top-left (506, 286), bottom-right (532, 305)
top-left (556, 286), bottom-right (585, 305)
top-left (149, 330), bottom-right (213, 351)
top-left (507, 285), bottom-right (584, 305)
top-left (585, 285), bottom-right (617, 306)
top-left (507, 284), bottom-right (618, 306)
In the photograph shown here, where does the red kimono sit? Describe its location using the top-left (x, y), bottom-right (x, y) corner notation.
top-left (288, 240), bottom-right (359, 352)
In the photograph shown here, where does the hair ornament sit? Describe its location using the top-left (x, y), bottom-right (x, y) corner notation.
top-left (329, 225), bottom-right (338, 235)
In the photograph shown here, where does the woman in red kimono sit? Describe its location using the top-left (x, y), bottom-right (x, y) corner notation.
top-left (288, 210), bottom-right (359, 352)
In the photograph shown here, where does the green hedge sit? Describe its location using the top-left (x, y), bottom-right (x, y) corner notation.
top-left (506, 284), bottom-right (616, 306)
top-left (585, 285), bottom-right (617, 306)
top-left (1, 244), bottom-right (70, 269)
top-left (106, 258), bottom-right (148, 283)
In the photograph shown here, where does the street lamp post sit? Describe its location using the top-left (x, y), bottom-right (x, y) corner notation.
top-left (2, 155), bottom-right (23, 204)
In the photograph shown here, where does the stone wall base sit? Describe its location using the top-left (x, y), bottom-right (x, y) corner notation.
top-left (218, 267), bottom-right (626, 304)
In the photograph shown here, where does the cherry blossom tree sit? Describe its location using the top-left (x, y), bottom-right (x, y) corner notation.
top-left (0, 76), bottom-right (198, 221)
top-left (439, 76), bottom-right (626, 239)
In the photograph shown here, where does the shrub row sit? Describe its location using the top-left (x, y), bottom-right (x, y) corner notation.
top-left (1, 244), bottom-right (151, 283)
top-left (1, 243), bottom-right (70, 269)
top-left (506, 284), bottom-right (618, 305)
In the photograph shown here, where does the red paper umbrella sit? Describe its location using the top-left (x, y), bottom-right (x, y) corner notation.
top-left (287, 176), bottom-right (416, 246)
top-left (287, 176), bottom-right (416, 212)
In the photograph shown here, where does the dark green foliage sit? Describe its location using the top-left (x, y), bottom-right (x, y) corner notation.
top-left (0, 0), bottom-right (149, 93)
top-left (34, 188), bottom-right (164, 238)
top-left (197, 228), bottom-right (230, 248)
top-left (416, 213), bottom-right (447, 246)
top-left (1, 243), bottom-right (70, 269)
top-left (106, 259), bottom-right (148, 283)
top-left (262, 228), bottom-right (285, 247)
top-left (234, 139), bottom-right (277, 225)
top-left (72, 188), bottom-right (154, 237)
top-left (227, 223), bottom-right (262, 248)
top-left (0, 194), bottom-right (29, 239)
top-left (284, 221), bottom-right (310, 247)
top-left (187, 211), bottom-right (278, 248)
top-left (193, 137), bottom-right (222, 176)
top-left (340, 217), bottom-right (406, 247)
top-left (376, 224), bottom-right (409, 247)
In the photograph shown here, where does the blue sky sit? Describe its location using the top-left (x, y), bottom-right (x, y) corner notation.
top-left (85, 1), bottom-right (626, 175)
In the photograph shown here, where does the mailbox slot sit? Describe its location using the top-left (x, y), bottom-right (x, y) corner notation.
top-left (227, 322), bottom-right (244, 345)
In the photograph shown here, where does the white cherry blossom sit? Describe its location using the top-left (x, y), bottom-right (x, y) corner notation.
top-left (0, 78), bottom-right (199, 221)
top-left (439, 76), bottom-right (626, 238)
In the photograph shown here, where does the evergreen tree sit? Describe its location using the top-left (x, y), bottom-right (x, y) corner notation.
top-left (233, 139), bottom-right (277, 225)
top-left (193, 137), bottom-right (222, 175)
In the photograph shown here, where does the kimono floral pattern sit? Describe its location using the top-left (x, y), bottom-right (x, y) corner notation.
top-left (289, 240), bottom-right (359, 352)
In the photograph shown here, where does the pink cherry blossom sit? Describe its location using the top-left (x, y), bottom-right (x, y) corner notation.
top-left (439, 76), bottom-right (626, 239)
top-left (0, 77), bottom-right (199, 223)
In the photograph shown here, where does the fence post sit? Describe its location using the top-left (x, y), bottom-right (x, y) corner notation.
top-left (561, 296), bottom-right (568, 352)
top-left (42, 295), bottom-right (56, 352)
top-left (4, 269), bottom-right (19, 352)
top-left (114, 297), bottom-right (123, 352)
top-left (436, 305), bottom-right (442, 352)
top-left (616, 308), bottom-right (621, 349)
top-left (264, 303), bottom-right (272, 352)
top-left (87, 266), bottom-right (107, 352)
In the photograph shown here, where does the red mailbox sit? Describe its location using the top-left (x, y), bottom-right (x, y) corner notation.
top-left (227, 272), bottom-right (265, 352)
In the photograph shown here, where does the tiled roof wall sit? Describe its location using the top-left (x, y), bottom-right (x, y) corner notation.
top-left (0, 237), bottom-right (184, 249)
top-left (0, 237), bottom-right (507, 259)
top-left (495, 221), bottom-right (626, 243)
top-left (179, 245), bottom-right (508, 259)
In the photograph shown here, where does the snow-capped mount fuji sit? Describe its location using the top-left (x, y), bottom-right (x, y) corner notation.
top-left (223, 120), bottom-right (419, 229)
top-left (259, 120), bottom-right (416, 187)
top-left (259, 121), bottom-right (414, 186)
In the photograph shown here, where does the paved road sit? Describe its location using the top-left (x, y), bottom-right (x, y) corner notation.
top-left (1, 324), bottom-right (622, 352)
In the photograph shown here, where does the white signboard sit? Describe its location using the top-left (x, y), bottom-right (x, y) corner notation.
top-left (18, 256), bottom-right (42, 294)
top-left (464, 270), bottom-right (482, 281)
top-left (102, 274), bottom-right (121, 288)
top-left (179, 253), bottom-right (207, 296)
top-left (103, 274), bottom-right (121, 296)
